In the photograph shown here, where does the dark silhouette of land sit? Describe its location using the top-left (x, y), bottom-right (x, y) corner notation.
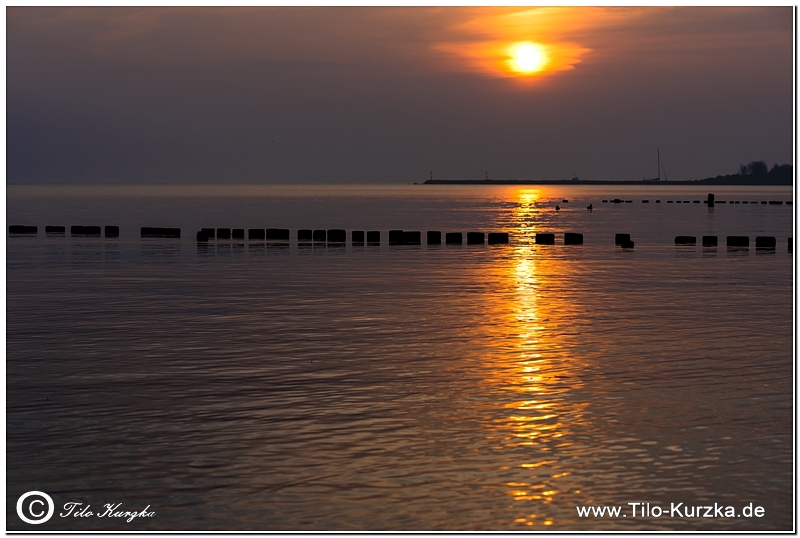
top-left (423, 161), bottom-right (792, 186)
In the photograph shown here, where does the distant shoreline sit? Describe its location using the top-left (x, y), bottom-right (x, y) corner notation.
top-left (423, 177), bottom-right (792, 186)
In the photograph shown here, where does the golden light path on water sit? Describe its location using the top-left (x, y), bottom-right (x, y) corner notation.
top-left (477, 189), bottom-right (589, 528)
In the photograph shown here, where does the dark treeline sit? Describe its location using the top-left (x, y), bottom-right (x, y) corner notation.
top-left (695, 161), bottom-right (792, 185)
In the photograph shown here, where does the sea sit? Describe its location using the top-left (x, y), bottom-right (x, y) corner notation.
top-left (6, 184), bottom-right (795, 531)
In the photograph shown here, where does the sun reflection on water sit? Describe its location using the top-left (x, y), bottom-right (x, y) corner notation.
top-left (479, 190), bottom-right (588, 527)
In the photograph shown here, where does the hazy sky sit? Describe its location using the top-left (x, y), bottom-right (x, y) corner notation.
top-left (6, 7), bottom-right (793, 184)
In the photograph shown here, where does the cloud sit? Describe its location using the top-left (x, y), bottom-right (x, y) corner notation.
top-left (9, 7), bottom-right (791, 79)
top-left (427, 7), bottom-right (791, 80)
top-left (427, 8), bottom-right (638, 80)
top-left (9, 7), bottom-right (456, 73)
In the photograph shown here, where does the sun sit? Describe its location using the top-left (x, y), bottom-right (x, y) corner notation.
top-left (509, 42), bottom-right (548, 75)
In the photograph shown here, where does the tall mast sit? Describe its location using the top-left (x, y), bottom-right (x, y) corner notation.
top-left (657, 148), bottom-right (660, 181)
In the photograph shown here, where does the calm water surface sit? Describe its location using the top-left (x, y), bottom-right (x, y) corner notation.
top-left (6, 185), bottom-right (794, 530)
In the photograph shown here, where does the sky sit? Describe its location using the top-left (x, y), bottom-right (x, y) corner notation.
top-left (6, 6), bottom-right (794, 184)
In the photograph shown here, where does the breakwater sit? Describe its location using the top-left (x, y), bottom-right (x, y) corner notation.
top-left (10, 225), bottom-right (792, 252)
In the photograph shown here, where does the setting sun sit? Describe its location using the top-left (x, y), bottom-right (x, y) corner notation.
top-left (510, 42), bottom-right (547, 74)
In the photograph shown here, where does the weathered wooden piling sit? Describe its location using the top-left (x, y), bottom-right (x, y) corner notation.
top-left (298, 229), bottom-right (313, 242)
top-left (231, 229), bottom-right (245, 240)
top-left (9, 225), bottom-right (37, 234)
top-left (535, 233), bottom-right (555, 245)
top-left (352, 231), bottom-right (365, 243)
top-left (388, 230), bottom-right (420, 245)
top-left (702, 235), bottom-right (718, 247)
top-left (217, 228), bottom-right (231, 240)
top-left (197, 231), bottom-right (208, 242)
top-left (789, 238), bottom-right (793, 252)
top-left (389, 230), bottom-right (405, 245)
top-left (755, 236), bottom-right (776, 249)
top-left (615, 233), bottom-right (630, 245)
top-left (105, 226), bottom-right (120, 238)
top-left (675, 236), bottom-right (696, 245)
top-left (45, 226), bottom-right (65, 234)
top-left (727, 236), bottom-right (749, 247)
top-left (200, 228), bottom-right (215, 239)
top-left (403, 231), bottom-right (421, 245)
top-left (248, 229), bottom-right (266, 241)
top-left (467, 232), bottom-right (484, 245)
top-left (427, 231), bottom-right (441, 245)
top-left (445, 232), bottom-right (462, 245)
top-left (706, 193), bottom-right (715, 206)
top-left (72, 226), bottom-right (101, 236)
top-left (564, 233), bottom-right (583, 245)
top-left (267, 228), bottom-right (290, 241)
top-left (313, 229), bottom-right (327, 242)
top-left (367, 231), bottom-right (380, 244)
top-left (327, 229), bottom-right (346, 243)
top-left (488, 232), bottom-right (509, 244)
top-left (142, 227), bottom-right (181, 238)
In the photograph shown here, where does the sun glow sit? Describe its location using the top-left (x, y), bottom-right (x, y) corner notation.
top-left (510, 43), bottom-right (547, 74)
top-left (431, 8), bottom-right (600, 80)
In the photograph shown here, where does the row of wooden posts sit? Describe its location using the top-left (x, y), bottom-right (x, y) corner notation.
top-left (8, 225), bottom-right (120, 236)
top-left (196, 228), bottom-right (511, 245)
top-left (602, 199), bottom-right (790, 205)
top-left (8, 226), bottom-right (792, 251)
top-left (672, 235), bottom-right (789, 249)
top-left (613, 233), bottom-right (790, 250)
top-left (602, 193), bottom-right (791, 205)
